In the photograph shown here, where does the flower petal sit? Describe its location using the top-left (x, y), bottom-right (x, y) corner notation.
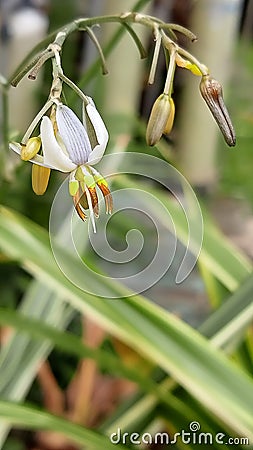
top-left (56, 104), bottom-right (92, 165)
top-left (41, 116), bottom-right (77, 172)
top-left (86, 103), bottom-right (109, 165)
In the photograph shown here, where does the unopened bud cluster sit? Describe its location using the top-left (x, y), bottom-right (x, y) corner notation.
top-left (146, 28), bottom-right (235, 147)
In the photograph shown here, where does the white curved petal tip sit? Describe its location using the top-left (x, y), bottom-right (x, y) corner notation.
top-left (9, 142), bottom-right (21, 155)
top-left (86, 104), bottom-right (109, 165)
top-left (10, 142), bottom-right (46, 166)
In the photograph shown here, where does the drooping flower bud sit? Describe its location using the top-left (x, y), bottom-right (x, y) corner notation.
top-left (146, 94), bottom-right (171, 146)
top-left (21, 137), bottom-right (41, 161)
top-left (199, 75), bottom-right (236, 147)
top-left (32, 164), bottom-right (51, 195)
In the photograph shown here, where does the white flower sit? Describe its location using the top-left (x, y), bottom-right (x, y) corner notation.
top-left (10, 98), bottom-right (112, 231)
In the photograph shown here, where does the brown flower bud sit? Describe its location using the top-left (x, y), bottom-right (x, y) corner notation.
top-left (199, 75), bottom-right (236, 147)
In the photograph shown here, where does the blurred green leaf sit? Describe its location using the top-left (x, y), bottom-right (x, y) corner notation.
top-left (0, 206), bottom-right (253, 438)
top-left (114, 176), bottom-right (252, 291)
top-left (200, 274), bottom-right (253, 347)
top-left (0, 401), bottom-right (126, 450)
top-left (0, 280), bottom-right (75, 446)
top-left (0, 307), bottom-right (164, 400)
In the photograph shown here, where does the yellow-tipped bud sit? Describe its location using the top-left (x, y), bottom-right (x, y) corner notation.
top-left (164, 97), bottom-right (175, 135)
top-left (21, 137), bottom-right (41, 161)
top-left (32, 164), bottom-right (51, 195)
top-left (146, 94), bottom-right (171, 146)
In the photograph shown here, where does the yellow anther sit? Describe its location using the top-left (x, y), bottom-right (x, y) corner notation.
top-left (32, 164), bottom-right (51, 195)
top-left (69, 180), bottom-right (79, 196)
top-left (21, 137), bottom-right (41, 161)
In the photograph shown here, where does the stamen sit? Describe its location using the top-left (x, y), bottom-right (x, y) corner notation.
top-left (79, 192), bottom-right (89, 210)
top-left (73, 192), bottom-right (87, 221)
top-left (88, 166), bottom-right (113, 215)
top-left (97, 182), bottom-right (113, 215)
top-left (88, 186), bottom-right (99, 218)
top-left (84, 184), bottom-right (96, 233)
top-left (81, 165), bottom-right (99, 217)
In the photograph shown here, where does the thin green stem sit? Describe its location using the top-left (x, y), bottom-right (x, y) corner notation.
top-left (10, 50), bottom-right (49, 87)
top-left (58, 73), bottom-right (89, 104)
top-left (9, 25), bottom-right (77, 88)
top-left (7, 0), bottom-right (158, 94)
top-left (148, 27), bottom-right (161, 84)
top-left (70, 25), bottom-right (124, 98)
top-left (163, 47), bottom-right (176, 96)
top-left (8, 31), bottom-right (58, 86)
top-left (85, 27), bottom-right (109, 75)
top-left (21, 100), bottom-right (53, 145)
top-left (163, 23), bottom-right (197, 42)
top-left (27, 49), bottom-right (54, 81)
top-left (69, 0), bottom-right (151, 100)
top-left (122, 23), bottom-right (147, 59)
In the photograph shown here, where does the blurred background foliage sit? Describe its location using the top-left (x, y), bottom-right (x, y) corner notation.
top-left (1, 0), bottom-right (253, 449)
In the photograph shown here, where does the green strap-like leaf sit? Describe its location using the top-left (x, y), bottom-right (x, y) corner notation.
top-left (0, 206), bottom-right (253, 439)
top-left (0, 401), bottom-right (126, 450)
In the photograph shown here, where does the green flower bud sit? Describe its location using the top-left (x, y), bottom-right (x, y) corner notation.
top-left (146, 94), bottom-right (171, 146)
